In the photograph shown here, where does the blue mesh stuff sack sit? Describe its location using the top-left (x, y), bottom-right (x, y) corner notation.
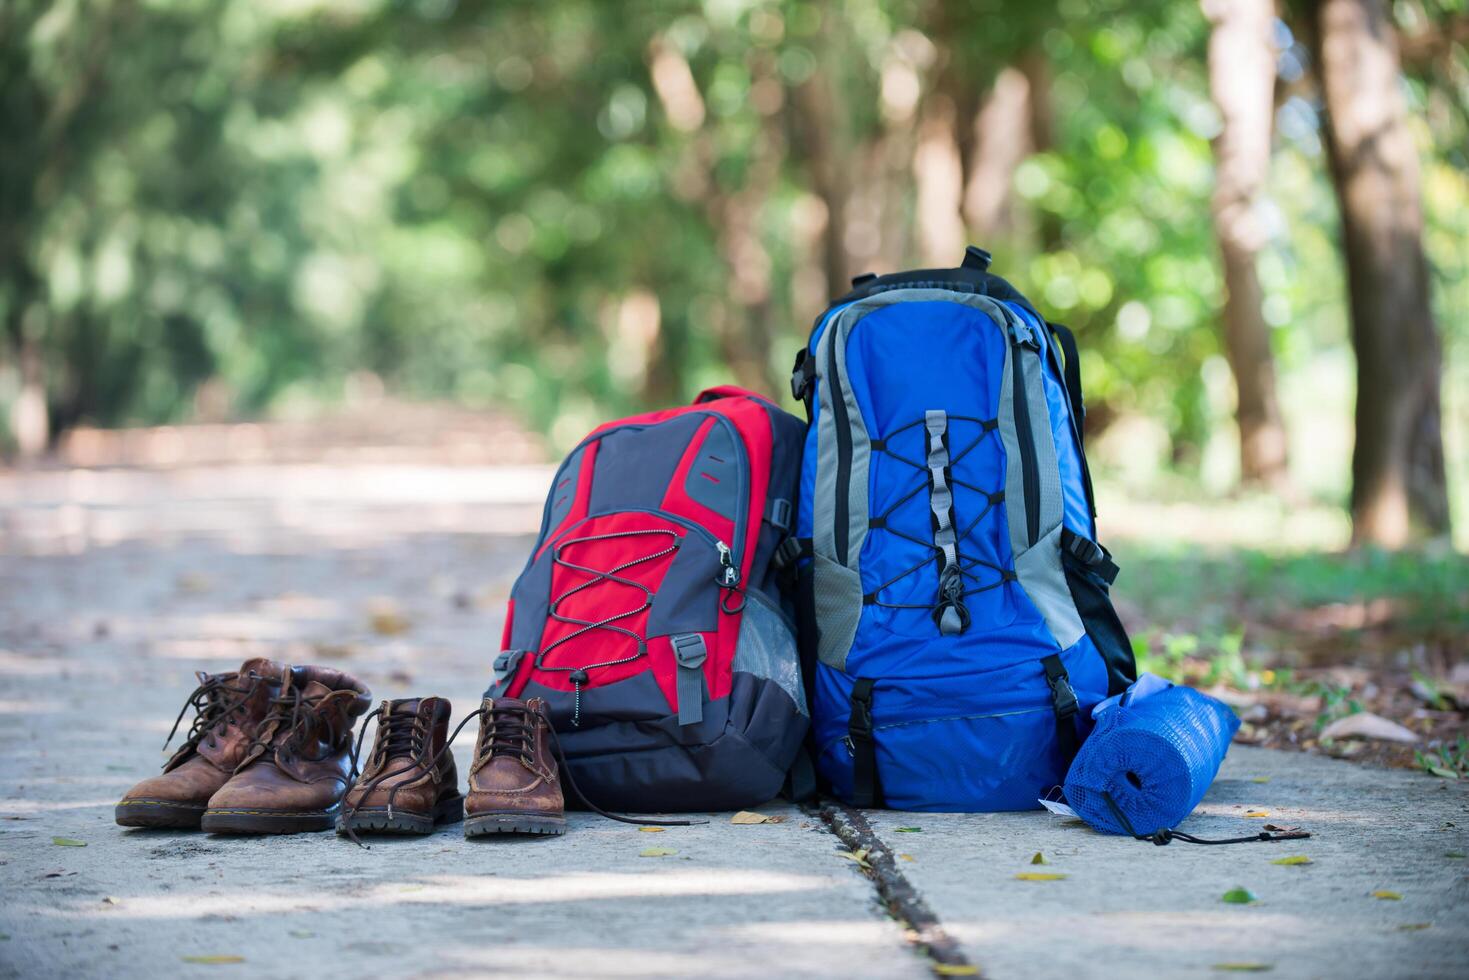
top-left (1063, 674), bottom-right (1239, 836)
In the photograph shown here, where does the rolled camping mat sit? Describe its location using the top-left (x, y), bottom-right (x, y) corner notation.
top-left (1063, 683), bottom-right (1240, 836)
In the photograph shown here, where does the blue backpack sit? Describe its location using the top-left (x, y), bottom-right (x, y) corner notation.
top-left (787, 247), bottom-right (1136, 811)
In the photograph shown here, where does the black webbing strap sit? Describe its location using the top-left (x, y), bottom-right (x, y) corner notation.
top-left (1102, 792), bottom-right (1312, 846)
top-left (1048, 322), bottom-right (1098, 518)
top-left (848, 678), bottom-right (882, 808)
top-left (1060, 527), bottom-right (1119, 586)
top-left (1041, 654), bottom-right (1080, 760)
top-left (1049, 323), bottom-right (1085, 434)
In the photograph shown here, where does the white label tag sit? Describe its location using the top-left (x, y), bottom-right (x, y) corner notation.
top-left (1039, 798), bottom-right (1079, 818)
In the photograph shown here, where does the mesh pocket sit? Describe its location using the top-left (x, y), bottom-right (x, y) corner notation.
top-left (734, 591), bottom-right (808, 716)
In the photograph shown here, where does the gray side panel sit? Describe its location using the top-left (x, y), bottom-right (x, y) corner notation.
top-left (546, 447), bottom-right (585, 534)
top-left (683, 420), bottom-right (741, 520)
top-left (587, 415), bottom-right (703, 515)
top-left (1003, 312), bottom-right (1076, 649)
top-left (645, 537), bottom-right (721, 638)
top-left (811, 311), bottom-right (867, 670)
top-left (1015, 524), bottom-right (1085, 648)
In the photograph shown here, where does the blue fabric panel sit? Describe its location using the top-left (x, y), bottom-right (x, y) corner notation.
top-left (801, 290), bottom-right (1117, 812)
top-left (839, 301), bottom-right (1054, 679)
top-left (813, 634), bottom-right (1108, 810)
top-left (1006, 302), bottom-right (1093, 540)
top-left (588, 415), bottom-right (703, 515)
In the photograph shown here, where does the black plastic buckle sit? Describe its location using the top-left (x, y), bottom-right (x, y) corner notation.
top-left (492, 649), bottom-right (526, 685)
top-left (766, 497), bottom-right (793, 533)
top-left (961, 245), bottom-right (992, 272)
top-left (773, 536), bottom-right (803, 570)
top-left (1046, 669), bottom-right (1079, 721)
top-left (1064, 530), bottom-right (1105, 567)
top-left (790, 349), bottom-right (814, 401)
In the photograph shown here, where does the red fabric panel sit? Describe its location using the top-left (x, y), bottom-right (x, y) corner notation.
top-left (526, 511), bottom-right (691, 710)
top-left (512, 390), bottom-right (778, 713)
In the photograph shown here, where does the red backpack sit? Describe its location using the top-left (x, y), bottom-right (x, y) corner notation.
top-left (487, 387), bottom-right (808, 811)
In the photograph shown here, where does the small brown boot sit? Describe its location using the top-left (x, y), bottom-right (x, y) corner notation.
top-left (464, 697), bottom-right (566, 837)
top-left (337, 697), bottom-right (463, 839)
top-left (201, 665), bottom-right (371, 834)
top-left (116, 659), bottom-right (287, 829)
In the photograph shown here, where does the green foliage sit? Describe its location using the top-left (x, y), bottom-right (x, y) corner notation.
top-left (1, 0), bottom-right (1466, 472)
top-left (1415, 735), bottom-right (1469, 779)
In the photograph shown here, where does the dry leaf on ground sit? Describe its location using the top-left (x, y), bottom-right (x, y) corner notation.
top-left (1319, 712), bottom-right (1418, 744)
top-left (1030, 852), bottom-right (1048, 865)
top-left (1270, 855), bottom-right (1312, 866)
top-left (1014, 872), bottom-right (1067, 881)
top-left (51, 838), bottom-right (86, 847)
top-left (639, 847), bottom-right (676, 857)
top-left (638, 827), bottom-right (665, 833)
top-left (1371, 890), bottom-right (1402, 900)
top-left (730, 811), bottom-right (771, 824)
top-left (181, 955), bottom-right (245, 964)
top-left (368, 608), bottom-right (411, 636)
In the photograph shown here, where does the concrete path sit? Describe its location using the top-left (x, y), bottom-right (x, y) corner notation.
top-left (1, 463), bottom-right (1465, 979)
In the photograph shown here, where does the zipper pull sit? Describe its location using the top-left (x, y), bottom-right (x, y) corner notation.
top-left (716, 540), bottom-right (740, 588)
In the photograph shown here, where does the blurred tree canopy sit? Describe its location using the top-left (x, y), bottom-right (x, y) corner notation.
top-left (2, 0), bottom-right (1466, 539)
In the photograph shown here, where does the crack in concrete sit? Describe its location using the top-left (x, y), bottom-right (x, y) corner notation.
top-left (817, 802), bottom-right (976, 977)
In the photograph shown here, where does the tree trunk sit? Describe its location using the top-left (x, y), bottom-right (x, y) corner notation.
top-left (1310, 0), bottom-right (1450, 545)
top-left (793, 53), bottom-right (852, 302)
top-left (913, 93), bottom-right (965, 267)
top-left (10, 334), bottom-right (49, 460)
top-left (1203, 0), bottom-right (1290, 488)
top-left (962, 66), bottom-right (1032, 241)
top-left (1019, 53), bottom-right (1063, 253)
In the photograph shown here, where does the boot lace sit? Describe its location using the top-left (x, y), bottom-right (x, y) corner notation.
top-left (460, 703), bottom-right (699, 828)
top-left (243, 685), bottom-right (335, 763)
top-left (340, 705), bottom-right (436, 847)
top-left (162, 672), bottom-right (264, 757)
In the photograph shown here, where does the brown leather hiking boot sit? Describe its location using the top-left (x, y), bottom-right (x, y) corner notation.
top-left (464, 697), bottom-right (566, 837)
top-left (116, 659), bottom-right (287, 829)
top-left (201, 665), bottom-right (370, 834)
top-left (337, 697), bottom-right (463, 838)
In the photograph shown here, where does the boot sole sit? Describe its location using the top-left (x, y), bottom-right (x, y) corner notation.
top-left (336, 793), bottom-right (465, 836)
top-left (464, 812), bottom-right (566, 837)
top-left (115, 799), bottom-right (206, 829)
top-left (201, 802), bottom-right (340, 835)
